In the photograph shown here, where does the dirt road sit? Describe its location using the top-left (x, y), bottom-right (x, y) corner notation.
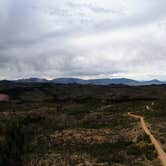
top-left (128, 112), bottom-right (166, 166)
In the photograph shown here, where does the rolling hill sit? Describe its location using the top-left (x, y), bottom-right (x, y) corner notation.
top-left (6, 78), bottom-right (166, 86)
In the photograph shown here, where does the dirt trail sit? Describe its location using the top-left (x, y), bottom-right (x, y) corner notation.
top-left (128, 112), bottom-right (166, 166)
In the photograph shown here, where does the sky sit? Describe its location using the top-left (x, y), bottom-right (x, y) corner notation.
top-left (0, 0), bottom-right (166, 80)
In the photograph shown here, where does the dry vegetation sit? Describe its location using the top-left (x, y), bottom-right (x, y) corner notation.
top-left (0, 82), bottom-right (165, 165)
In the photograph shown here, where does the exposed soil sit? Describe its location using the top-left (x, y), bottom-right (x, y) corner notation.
top-left (128, 112), bottom-right (166, 166)
top-left (0, 94), bottom-right (10, 102)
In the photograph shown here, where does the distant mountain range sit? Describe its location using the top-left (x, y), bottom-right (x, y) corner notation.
top-left (4, 77), bottom-right (165, 86)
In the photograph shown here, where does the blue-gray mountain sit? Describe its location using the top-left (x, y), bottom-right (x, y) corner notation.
top-left (6, 78), bottom-right (166, 86)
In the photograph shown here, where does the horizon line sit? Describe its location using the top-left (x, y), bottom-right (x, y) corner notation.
top-left (0, 77), bottom-right (165, 82)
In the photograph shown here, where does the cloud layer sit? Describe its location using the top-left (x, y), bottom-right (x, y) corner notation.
top-left (1, 0), bottom-right (166, 80)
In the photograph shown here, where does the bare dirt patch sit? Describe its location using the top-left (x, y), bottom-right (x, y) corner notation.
top-left (0, 94), bottom-right (10, 102)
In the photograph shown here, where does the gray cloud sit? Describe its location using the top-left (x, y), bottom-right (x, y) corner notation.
top-left (0, 0), bottom-right (166, 80)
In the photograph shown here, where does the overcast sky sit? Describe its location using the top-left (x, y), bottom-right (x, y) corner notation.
top-left (0, 0), bottom-right (166, 80)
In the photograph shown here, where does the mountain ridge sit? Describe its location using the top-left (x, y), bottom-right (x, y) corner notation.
top-left (2, 77), bottom-right (166, 86)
